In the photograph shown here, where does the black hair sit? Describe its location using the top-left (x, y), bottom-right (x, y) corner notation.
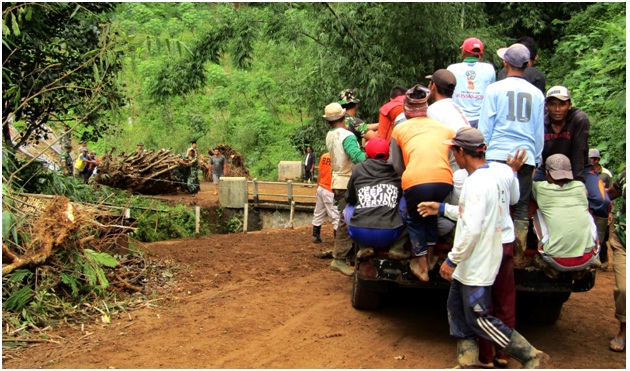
top-left (515, 36), bottom-right (538, 59)
top-left (408, 87), bottom-right (428, 100)
top-left (191, 140), bottom-right (196, 144)
top-left (390, 86), bottom-right (407, 99)
top-left (341, 102), bottom-right (358, 110)
top-left (327, 117), bottom-right (345, 126)
top-left (452, 145), bottom-right (485, 159)
top-left (435, 84), bottom-right (454, 98)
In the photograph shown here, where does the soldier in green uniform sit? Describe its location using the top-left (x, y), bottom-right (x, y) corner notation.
top-left (337, 88), bottom-right (378, 147)
top-left (185, 148), bottom-right (200, 194)
top-left (60, 144), bottom-right (74, 176)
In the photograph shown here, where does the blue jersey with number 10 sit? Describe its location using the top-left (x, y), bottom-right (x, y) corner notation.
top-left (478, 77), bottom-right (545, 167)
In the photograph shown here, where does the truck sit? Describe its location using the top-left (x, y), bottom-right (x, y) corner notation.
top-left (350, 225), bottom-right (597, 324)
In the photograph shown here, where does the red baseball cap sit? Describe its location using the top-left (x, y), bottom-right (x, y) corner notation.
top-left (365, 137), bottom-right (390, 160)
top-left (461, 37), bottom-right (484, 55)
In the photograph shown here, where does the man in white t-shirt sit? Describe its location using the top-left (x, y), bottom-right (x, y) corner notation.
top-left (447, 37), bottom-right (496, 128)
top-left (427, 68), bottom-right (470, 172)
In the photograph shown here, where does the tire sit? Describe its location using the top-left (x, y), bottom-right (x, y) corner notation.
top-left (516, 292), bottom-right (570, 324)
top-left (351, 272), bottom-right (384, 310)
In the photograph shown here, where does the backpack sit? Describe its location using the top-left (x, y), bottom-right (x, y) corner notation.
top-left (74, 157), bottom-right (86, 172)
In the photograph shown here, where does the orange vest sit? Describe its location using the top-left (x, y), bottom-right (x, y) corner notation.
top-left (317, 153), bottom-right (333, 192)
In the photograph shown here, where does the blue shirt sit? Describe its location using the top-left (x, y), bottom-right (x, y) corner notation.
top-left (478, 76), bottom-right (545, 167)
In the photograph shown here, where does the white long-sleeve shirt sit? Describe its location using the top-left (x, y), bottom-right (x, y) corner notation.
top-left (444, 162), bottom-right (519, 244)
top-left (447, 166), bottom-right (503, 286)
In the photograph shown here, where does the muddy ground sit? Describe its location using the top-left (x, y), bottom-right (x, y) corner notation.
top-left (2, 181), bottom-right (625, 369)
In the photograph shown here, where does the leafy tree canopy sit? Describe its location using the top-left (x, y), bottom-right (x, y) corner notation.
top-left (2, 2), bottom-right (124, 150)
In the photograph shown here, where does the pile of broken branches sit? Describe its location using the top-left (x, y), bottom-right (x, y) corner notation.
top-left (1, 194), bottom-right (179, 336)
top-left (205, 144), bottom-right (252, 180)
top-left (95, 148), bottom-right (185, 195)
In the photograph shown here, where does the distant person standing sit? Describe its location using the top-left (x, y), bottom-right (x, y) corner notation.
top-left (590, 148), bottom-right (613, 188)
top-left (60, 124), bottom-right (71, 148)
top-left (497, 36), bottom-right (546, 95)
top-left (311, 152), bottom-right (339, 245)
top-left (136, 142), bottom-right (145, 153)
top-left (447, 37), bottom-right (496, 128)
top-left (478, 43), bottom-right (545, 268)
top-left (210, 148), bottom-right (227, 195)
top-left (60, 144), bottom-right (74, 176)
top-left (304, 146), bottom-right (315, 183)
top-left (79, 148), bottom-right (96, 184)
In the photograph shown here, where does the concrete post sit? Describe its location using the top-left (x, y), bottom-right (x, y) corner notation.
top-left (219, 177), bottom-right (248, 208)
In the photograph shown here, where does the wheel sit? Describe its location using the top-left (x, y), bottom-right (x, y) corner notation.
top-left (351, 272), bottom-right (384, 310)
top-left (516, 292), bottom-right (570, 324)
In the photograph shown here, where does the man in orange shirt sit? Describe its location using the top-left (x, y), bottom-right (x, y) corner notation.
top-left (376, 86), bottom-right (408, 142)
top-left (312, 152), bottom-right (339, 244)
top-left (390, 85), bottom-right (455, 281)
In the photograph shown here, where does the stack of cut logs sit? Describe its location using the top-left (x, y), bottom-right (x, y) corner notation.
top-left (95, 148), bottom-right (183, 194)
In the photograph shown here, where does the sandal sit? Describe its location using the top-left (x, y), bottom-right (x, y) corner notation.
top-left (609, 336), bottom-right (626, 352)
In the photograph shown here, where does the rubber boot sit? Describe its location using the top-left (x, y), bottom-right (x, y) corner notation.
top-left (513, 220), bottom-right (531, 269)
top-left (330, 258), bottom-right (354, 276)
top-left (456, 339), bottom-right (479, 368)
top-left (501, 330), bottom-right (550, 369)
top-left (312, 225), bottom-right (323, 243)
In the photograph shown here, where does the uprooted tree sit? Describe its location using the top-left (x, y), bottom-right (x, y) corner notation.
top-left (94, 148), bottom-right (185, 195)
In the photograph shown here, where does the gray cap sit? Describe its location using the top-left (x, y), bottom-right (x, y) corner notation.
top-left (588, 148), bottom-right (601, 158)
top-left (425, 69), bottom-right (457, 92)
top-left (497, 43), bottom-right (530, 68)
top-left (546, 154), bottom-right (573, 180)
top-left (443, 127), bottom-right (486, 153)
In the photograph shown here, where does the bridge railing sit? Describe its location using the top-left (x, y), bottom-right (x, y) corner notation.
top-left (248, 180), bottom-right (316, 205)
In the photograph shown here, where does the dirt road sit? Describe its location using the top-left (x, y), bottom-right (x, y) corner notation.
top-left (3, 220), bottom-right (625, 369)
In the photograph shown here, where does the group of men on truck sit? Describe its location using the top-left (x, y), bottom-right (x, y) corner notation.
top-left (314, 36), bottom-right (625, 368)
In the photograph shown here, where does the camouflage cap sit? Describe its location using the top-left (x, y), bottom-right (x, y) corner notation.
top-left (337, 88), bottom-right (360, 105)
top-left (137, 142), bottom-right (144, 146)
top-left (64, 144), bottom-right (72, 149)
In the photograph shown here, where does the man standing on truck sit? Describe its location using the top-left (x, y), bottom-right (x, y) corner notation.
top-left (324, 102), bottom-right (366, 276)
top-left (478, 43), bottom-right (545, 269)
top-left (420, 127), bottom-right (548, 369)
top-left (447, 37), bottom-right (495, 128)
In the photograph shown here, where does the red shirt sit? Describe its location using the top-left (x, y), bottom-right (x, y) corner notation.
top-left (376, 95), bottom-right (405, 142)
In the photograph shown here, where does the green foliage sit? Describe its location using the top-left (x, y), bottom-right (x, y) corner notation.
top-left (2, 2), bottom-right (125, 150)
top-left (3, 286), bottom-right (33, 312)
top-left (131, 204), bottom-right (211, 242)
top-left (547, 3), bottom-right (626, 173)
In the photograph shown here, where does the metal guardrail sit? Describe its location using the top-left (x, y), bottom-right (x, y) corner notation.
top-left (248, 180), bottom-right (317, 205)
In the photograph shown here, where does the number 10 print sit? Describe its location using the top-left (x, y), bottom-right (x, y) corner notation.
top-left (506, 91), bottom-right (532, 123)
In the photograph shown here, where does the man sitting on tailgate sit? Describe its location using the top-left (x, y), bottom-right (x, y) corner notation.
top-left (531, 154), bottom-right (599, 277)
